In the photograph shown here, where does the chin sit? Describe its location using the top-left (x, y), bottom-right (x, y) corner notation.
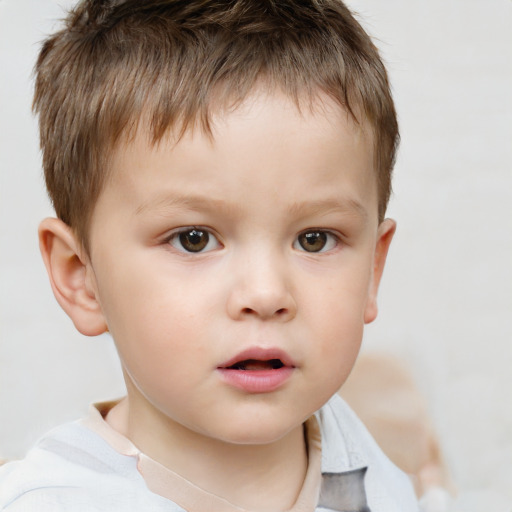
top-left (210, 417), bottom-right (300, 446)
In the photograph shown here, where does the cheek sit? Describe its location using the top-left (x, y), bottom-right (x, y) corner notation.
top-left (309, 273), bottom-right (370, 333)
top-left (317, 316), bottom-right (363, 377)
top-left (111, 295), bottom-right (204, 371)
top-left (113, 306), bottom-right (206, 413)
top-left (98, 267), bottom-right (216, 378)
top-left (96, 252), bottom-right (196, 331)
top-left (304, 275), bottom-right (369, 373)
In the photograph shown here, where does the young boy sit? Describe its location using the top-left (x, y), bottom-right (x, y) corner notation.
top-left (0, 0), bottom-right (419, 510)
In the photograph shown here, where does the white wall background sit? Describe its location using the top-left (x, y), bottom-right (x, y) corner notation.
top-left (1, 1), bottom-right (511, 509)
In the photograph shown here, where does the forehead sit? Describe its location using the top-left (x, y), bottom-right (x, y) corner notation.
top-left (99, 89), bottom-right (378, 223)
top-left (118, 85), bottom-right (373, 157)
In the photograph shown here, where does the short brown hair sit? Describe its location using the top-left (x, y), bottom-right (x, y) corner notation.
top-left (34, 0), bottom-right (399, 252)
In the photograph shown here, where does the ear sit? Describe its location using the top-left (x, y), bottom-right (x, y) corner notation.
top-left (364, 218), bottom-right (396, 324)
top-left (38, 218), bottom-right (107, 336)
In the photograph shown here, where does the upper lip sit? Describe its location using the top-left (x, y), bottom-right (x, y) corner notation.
top-left (218, 346), bottom-right (296, 369)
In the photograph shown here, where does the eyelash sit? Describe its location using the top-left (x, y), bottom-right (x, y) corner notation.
top-left (164, 227), bottom-right (341, 254)
top-left (166, 226), bottom-right (221, 254)
top-left (293, 229), bottom-right (341, 253)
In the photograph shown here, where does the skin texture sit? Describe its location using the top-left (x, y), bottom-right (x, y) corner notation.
top-left (39, 90), bottom-right (395, 511)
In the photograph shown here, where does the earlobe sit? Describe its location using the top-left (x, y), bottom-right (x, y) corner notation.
top-left (364, 218), bottom-right (396, 324)
top-left (38, 218), bottom-right (108, 336)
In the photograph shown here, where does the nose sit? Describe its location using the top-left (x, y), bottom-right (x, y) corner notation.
top-left (226, 250), bottom-right (297, 322)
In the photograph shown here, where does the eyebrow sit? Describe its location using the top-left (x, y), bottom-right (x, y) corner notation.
top-left (135, 194), bottom-right (242, 217)
top-left (287, 198), bottom-right (369, 221)
top-left (136, 193), bottom-right (368, 221)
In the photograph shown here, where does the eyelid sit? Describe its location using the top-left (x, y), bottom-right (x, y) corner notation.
top-left (165, 225), bottom-right (222, 253)
top-left (293, 229), bottom-right (342, 253)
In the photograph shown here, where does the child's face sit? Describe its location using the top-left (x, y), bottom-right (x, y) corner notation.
top-left (85, 91), bottom-right (394, 445)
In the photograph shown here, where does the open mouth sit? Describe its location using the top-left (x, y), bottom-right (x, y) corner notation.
top-left (217, 347), bottom-right (295, 392)
top-left (227, 359), bottom-right (285, 371)
top-left (218, 352), bottom-right (294, 392)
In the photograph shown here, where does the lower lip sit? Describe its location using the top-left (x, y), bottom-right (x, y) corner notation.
top-left (217, 367), bottom-right (294, 393)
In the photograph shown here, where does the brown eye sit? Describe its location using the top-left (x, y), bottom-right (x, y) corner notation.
top-left (179, 229), bottom-right (209, 252)
top-left (297, 231), bottom-right (328, 252)
top-left (169, 227), bottom-right (221, 253)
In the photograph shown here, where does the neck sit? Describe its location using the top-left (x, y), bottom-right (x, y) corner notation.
top-left (107, 395), bottom-right (308, 512)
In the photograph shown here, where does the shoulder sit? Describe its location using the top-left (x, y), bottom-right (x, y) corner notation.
top-left (0, 422), bottom-right (182, 511)
top-left (317, 394), bottom-right (420, 512)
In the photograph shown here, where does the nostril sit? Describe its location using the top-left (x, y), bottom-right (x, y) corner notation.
top-left (240, 307), bottom-right (288, 317)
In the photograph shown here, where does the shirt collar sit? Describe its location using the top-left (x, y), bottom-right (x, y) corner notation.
top-left (82, 396), bottom-right (370, 512)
